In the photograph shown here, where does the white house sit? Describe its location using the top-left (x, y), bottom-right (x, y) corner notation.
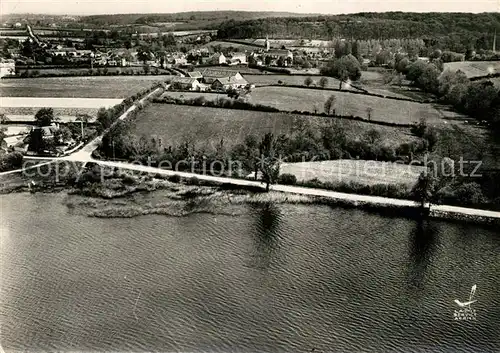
top-left (207, 52), bottom-right (227, 65)
top-left (229, 52), bottom-right (247, 65)
top-left (170, 77), bottom-right (201, 91)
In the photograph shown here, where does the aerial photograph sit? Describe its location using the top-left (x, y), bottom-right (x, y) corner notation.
top-left (0, 0), bottom-right (499, 351)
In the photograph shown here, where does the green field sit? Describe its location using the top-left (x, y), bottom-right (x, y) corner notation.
top-left (0, 76), bottom-right (171, 99)
top-left (15, 66), bottom-right (174, 77)
top-left (199, 65), bottom-right (268, 75)
top-left (244, 74), bottom-right (346, 89)
top-left (132, 103), bottom-right (418, 152)
top-left (249, 86), bottom-right (445, 125)
top-left (281, 160), bottom-right (424, 187)
top-left (203, 40), bottom-right (261, 52)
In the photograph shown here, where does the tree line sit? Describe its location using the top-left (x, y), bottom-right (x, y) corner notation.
top-left (217, 13), bottom-right (500, 52)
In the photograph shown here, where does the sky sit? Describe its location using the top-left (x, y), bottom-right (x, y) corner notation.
top-left (1, 0), bottom-right (498, 16)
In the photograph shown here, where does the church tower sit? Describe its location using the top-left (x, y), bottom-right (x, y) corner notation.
top-left (265, 36), bottom-right (270, 51)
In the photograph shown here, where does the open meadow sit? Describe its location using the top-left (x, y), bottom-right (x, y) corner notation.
top-left (132, 103), bottom-right (419, 152)
top-left (0, 76), bottom-right (171, 99)
top-left (244, 74), bottom-right (346, 89)
top-left (203, 40), bottom-right (262, 52)
top-left (249, 86), bottom-right (445, 125)
top-left (443, 60), bottom-right (500, 78)
top-left (280, 160), bottom-right (424, 187)
top-left (244, 72), bottom-right (413, 99)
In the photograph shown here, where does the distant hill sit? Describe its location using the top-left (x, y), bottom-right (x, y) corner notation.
top-left (1, 11), bottom-right (318, 31)
top-left (82, 11), bottom-right (317, 25)
top-left (216, 12), bottom-right (500, 52)
top-left (79, 11), bottom-right (319, 31)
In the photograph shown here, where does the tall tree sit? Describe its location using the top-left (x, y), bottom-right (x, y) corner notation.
top-left (411, 171), bottom-right (436, 209)
top-left (258, 133), bottom-right (281, 192)
top-left (34, 108), bottom-right (54, 127)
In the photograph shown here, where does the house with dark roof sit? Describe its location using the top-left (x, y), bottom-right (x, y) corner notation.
top-left (199, 68), bottom-right (249, 90)
top-left (211, 75), bottom-right (249, 91)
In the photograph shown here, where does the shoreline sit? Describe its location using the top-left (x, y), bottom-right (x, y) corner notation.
top-left (1, 167), bottom-right (499, 227)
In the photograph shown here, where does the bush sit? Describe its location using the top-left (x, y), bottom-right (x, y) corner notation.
top-left (186, 176), bottom-right (200, 185)
top-left (122, 174), bottom-right (137, 185)
top-left (411, 118), bottom-right (428, 137)
top-left (0, 152), bottom-right (24, 171)
top-left (168, 174), bottom-right (181, 183)
top-left (278, 173), bottom-right (297, 185)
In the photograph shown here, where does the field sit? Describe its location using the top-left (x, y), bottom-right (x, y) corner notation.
top-left (15, 67), bottom-right (174, 76)
top-left (280, 160), bottom-right (424, 187)
top-left (1, 97), bottom-right (122, 109)
top-left (249, 86), bottom-right (445, 125)
top-left (132, 104), bottom-right (419, 152)
top-left (204, 41), bottom-right (261, 52)
top-left (0, 76), bottom-right (171, 99)
top-left (244, 74), bottom-right (346, 89)
top-left (443, 61), bottom-right (500, 78)
top-left (0, 106), bottom-right (99, 119)
top-left (244, 73), bottom-right (414, 99)
top-left (199, 65), bottom-right (268, 75)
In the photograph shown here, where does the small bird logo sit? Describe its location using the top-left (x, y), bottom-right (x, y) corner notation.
top-left (454, 284), bottom-right (477, 308)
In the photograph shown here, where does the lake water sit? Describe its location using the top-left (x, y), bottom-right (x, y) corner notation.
top-left (1, 192), bottom-right (499, 352)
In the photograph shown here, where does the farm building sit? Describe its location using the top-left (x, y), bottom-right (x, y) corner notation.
top-left (263, 49), bottom-right (294, 66)
top-left (228, 52), bottom-right (247, 65)
top-left (201, 69), bottom-right (244, 83)
top-left (170, 77), bottom-right (201, 91)
top-left (211, 75), bottom-right (249, 91)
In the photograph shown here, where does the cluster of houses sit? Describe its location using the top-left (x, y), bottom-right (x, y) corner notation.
top-left (169, 68), bottom-right (251, 92)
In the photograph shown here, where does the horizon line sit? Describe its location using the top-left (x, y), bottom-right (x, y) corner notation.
top-left (1, 10), bottom-right (497, 17)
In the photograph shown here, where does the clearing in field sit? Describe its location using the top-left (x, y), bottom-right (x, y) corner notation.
top-left (280, 160), bottom-right (424, 187)
top-left (249, 86), bottom-right (445, 125)
top-left (132, 103), bottom-right (418, 152)
top-left (0, 76), bottom-right (171, 99)
top-left (442, 61), bottom-right (500, 79)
